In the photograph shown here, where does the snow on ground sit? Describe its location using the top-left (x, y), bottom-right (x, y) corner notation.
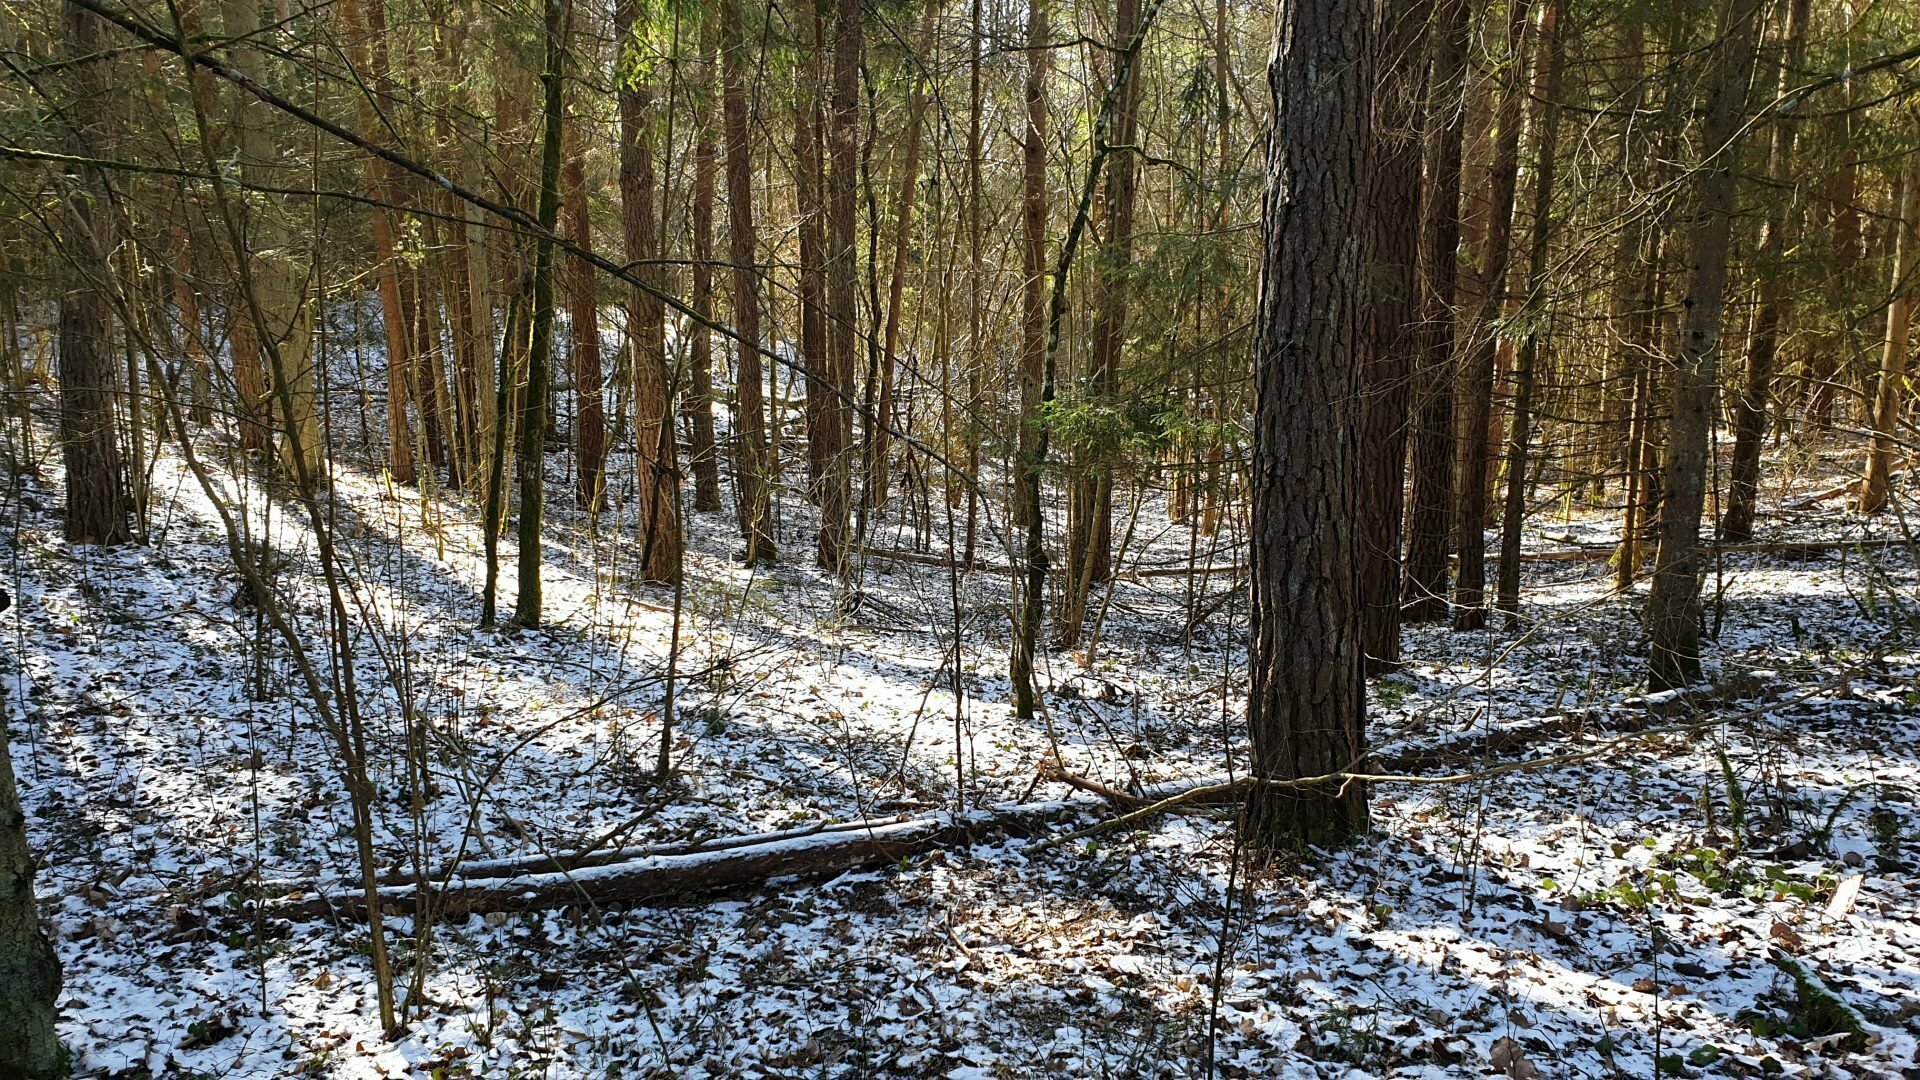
top-left (6, 418), bottom-right (1920, 1079)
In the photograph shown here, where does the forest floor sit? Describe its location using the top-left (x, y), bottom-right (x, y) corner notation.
top-left (6, 419), bottom-right (1920, 1079)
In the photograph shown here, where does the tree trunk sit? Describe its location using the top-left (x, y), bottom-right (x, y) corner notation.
top-left (871, 0), bottom-right (937, 514)
top-left (724, 0), bottom-right (775, 561)
top-left (1010, 0), bottom-right (1050, 719)
top-left (1245, 0), bottom-right (1372, 849)
top-left (562, 152), bottom-right (605, 511)
top-left (1451, 0), bottom-right (1530, 632)
top-left (685, 13), bottom-right (723, 512)
top-left (798, 4), bottom-right (829, 503)
top-left (1355, 0), bottom-right (1430, 673)
top-left (1645, 0), bottom-right (1763, 690)
top-left (56, 1), bottom-right (130, 547)
top-left (1809, 158), bottom-right (1860, 432)
top-left (1862, 170), bottom-right (1919, 513)
top-left (0, 636), bottom-right (64, 1079)
top-left (818, 0), bottom-right (861, 575)
top-left (1494, 0), bottom-right (1564, 622)
top-left (1399, 0), bottom-right (1468, 625)
top-left (337, 0), bottom-right (413, 486)
top-left (1059, 0), bottom-right (1144, 648)
top-left (512, 0), bottom-right (568, 628)
top-left (1722, 0), bottom-right (1810, 540)
top-left (617, 0), bottom-right (681, 581)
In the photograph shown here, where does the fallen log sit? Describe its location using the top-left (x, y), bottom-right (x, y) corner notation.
top-left (264, 800), bottom-right (1085, 920)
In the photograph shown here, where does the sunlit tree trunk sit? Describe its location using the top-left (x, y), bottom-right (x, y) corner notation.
top-left (617, 0), bottom-right (681, 580)
top-left (1723, 0), bottom-right (1809, 540)
top-left (1010, 0), bottom-right (1049, 719)
top-left (1862, 169), bottom-right (1919, 514)
top-left (1400, 0), bottom-right (1468, 624)
top-left (818, 0), bottom-right (861, 575)
top-left (562, 152), bottom-right (605, 512)
top-left (512, 0), bottom-right (568, 628)
top-left (1452, 0), bottom-right (1529, 632)
top-left (1646, 0), bottom-right (1763, 690)
top-left (1245, 0), bottom-right (1372, 849)
top-left (724, 0), bottom-right (775, 561)
top-left (1355, 0), bottom-right (1430, 673)
top-left (686, 13), bottom-right (723, 512)
top-left (1495, 0), bottom-right (1564, 622)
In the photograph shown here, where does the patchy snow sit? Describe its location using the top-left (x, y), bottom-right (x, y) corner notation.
top-left (6, 412), bottom-right (1920, 1079)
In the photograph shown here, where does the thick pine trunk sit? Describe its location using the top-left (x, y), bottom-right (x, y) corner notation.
top-left (684, 16), bottom-right (723, 513)
top-left (797, 7), bottom-right (830, 503)
top-left (1646, 0), bottom-right (1763, 690)
top-left (1245, 0), bottom-right (1372, 849)
top-left (818, 0), bottom-right (861, 575)
top-left (56, 2), bottom-right (129, 547)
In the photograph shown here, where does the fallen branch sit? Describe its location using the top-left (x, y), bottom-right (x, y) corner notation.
top-left (263, 800), bottom-right (1084, 919)
top-left (267, 670), bottom-right (1843, 918)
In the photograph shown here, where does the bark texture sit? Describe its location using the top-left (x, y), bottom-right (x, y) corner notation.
top-left (1245, 0), bottom-right (1372, 848)
top-left (1645, 0), bottom-right (1763, 690)
top-left (616, 0), bottom-right (681, 580)
top-left (56, 1), bottom-right (129, 547)
top-left (1400, 0), bottom-right (1468, 625)
top-left (1355, 0), bottom-right (1430, 672)
top-left (724, 0), bottom-right (775, 561)
top-left (1451, 0), bottom-right (1530, 632)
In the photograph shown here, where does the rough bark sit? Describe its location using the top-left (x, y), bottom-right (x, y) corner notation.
top-left (1355, 0), bottom-right (1430, 673)
top-left (1645, 0), bottom-right (1764, 690)
top-left (797, 5), bottom-right (830, 502)
top-left (818, 0), bottom-right (861, 575)
top-left (1244, 0), bottom-right (1372, 848)
top-left (1399, 0), bottom-right (1468, 625)
top-left (56, 1), bottom-right (129, 548)
top-left (269, 802), bottom-right (1083, 920)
